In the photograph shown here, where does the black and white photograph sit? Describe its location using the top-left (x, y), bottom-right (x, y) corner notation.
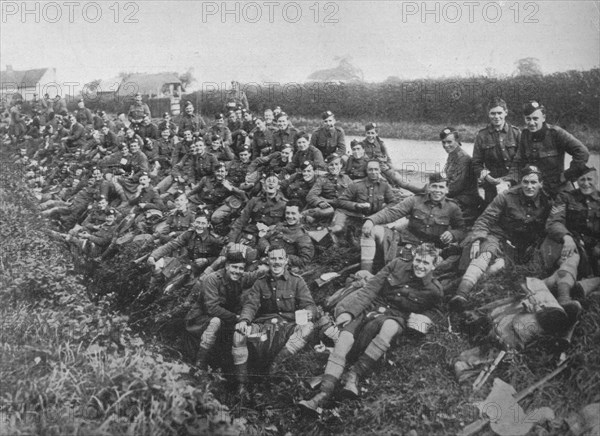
top-left (1, 1), bottom-right (599, 435)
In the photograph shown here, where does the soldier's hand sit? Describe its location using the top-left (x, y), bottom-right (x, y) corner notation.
top-left (195, 258), bottom-right (209, 267)
top-left (562, 235), bottom-right (577, 259)
top-left (335, 312), bottom-right (353, 327)
top-left (357, 202), bottom-right (370, 210)
top-left (235, 321), bottom-right (250, 335)
top-left (222, 179), bottom-right (233, 190)
top-left (318, 201), bottom-right (329, 209)
top-left (362, 219), bottom-right (374, 238)
top-left (470, 240), bottom-right (481, 260)
top-left (257, 264), bottom-right (269, 274)
top-left (440, 231), bottom-right (454, 245)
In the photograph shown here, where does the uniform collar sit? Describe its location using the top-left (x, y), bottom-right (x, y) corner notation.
top-left (488, 123), bottom-right (508, 133)
top-left (424, 193), bottom-right (445, 207)
top-left (517, 188), bottom-right (542, 207)
top-left (270, 269), bottom-right (289, 281)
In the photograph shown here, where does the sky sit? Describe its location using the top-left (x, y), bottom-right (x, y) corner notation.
top-left (1, 1), bottom-right (599, 93)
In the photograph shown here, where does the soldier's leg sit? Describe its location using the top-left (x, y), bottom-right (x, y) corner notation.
top-left (450, 251), bottom-right (494, 312)
top-left (343, 319), bottom-right (400, 398)
top-left (554, 252), bottom-right (582, 322)
top-left (271, 322), bottom-right (315, 369)
top-left (196, 317), bottom-right (222, 370)
top-left (211, 204), bottom-right (233, 226)
top-left (360, 225), bottom-right (385, 273)
top-left (232, 325), bottom-right (252, 394)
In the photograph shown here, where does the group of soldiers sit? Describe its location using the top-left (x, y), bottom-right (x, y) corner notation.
top-left (3, 93), bottom-right (599, 412)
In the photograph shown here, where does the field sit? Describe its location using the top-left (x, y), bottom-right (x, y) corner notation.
top-left (1, 144), bottom-right (600, 436)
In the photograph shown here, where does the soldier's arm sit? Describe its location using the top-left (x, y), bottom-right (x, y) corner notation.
top-left (288, 235), bottom-right (315, 268)
top-left (204, 274), bottom-right (239, 322)
top-left (470, 193), bottom-right (506, 241)
top-left (545, 192), bottom-right (570, 242)
top-left (368, 195), bottom-right (415, 225)
top-left (556, 127), bottom-right (589, 166)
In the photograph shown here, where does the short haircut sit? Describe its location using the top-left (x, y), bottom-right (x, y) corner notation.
top-left (413, 243), bottom-right (441, 265)
top-left (488, 97), bottom-right (508, 111)
top-left (267, 245), bottom-right (287, 256)
top-left (285, 199), bottom-right (302, 210)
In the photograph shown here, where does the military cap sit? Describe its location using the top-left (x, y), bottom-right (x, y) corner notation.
top-left (326, 153), bottom-right (342, 164)
top-left (439, 127), bottom-right (458, 140)
top-left (239, 145), bottom-right (251, 153)
top-left (107, 208), bottom-right (117, 216)
top-left (215, 113), bottom-right (224, 119)
top-left (522, 100), bottom-right (544, 116)
top-left (428, 173), bottom-right (447, 184)
top-left (225, 250), bottom-right (246, 264)
top-left (163, 112), bottom-right (170, 117)
top-left (365, 122), bottom-right (377, 131)
top-left (521, 165), bottom-right (543, 179)
top-left (321, 110), bottom-right (334, 120)
top-left (564, 163), bottom-right (596, 181)
top-left (300, 160), bottom-right (314, 170)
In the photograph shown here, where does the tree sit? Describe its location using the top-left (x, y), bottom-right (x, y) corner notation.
top-left (514, 58), bottom-right (543, 76)
top-left (178, 68), bottom-right (196, 91)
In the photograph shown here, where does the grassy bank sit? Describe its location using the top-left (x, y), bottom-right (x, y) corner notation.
top-left (0, 150), bottom-right (243, 436)
top-left (290, 116), bottom-right (600, 151)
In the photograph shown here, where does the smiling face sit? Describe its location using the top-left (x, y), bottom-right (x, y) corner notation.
top-left (441, 133), bottom-right (460, 154)
top-left (285, 205), bottom-right (301, 226)
top-left (281, 147), bottom-right (293, 162)
top-left (302, 164), bottom-right (315, 181)
top-left (255, 119), bottom-right (266, 131)
top-left (365, 129), bottom-right (377, 143)
top-left (297, 136), bottom-right (309, 151)
top-left (214, 166), bottom-right (227, 181)
top-left (139, 174), bottom-right (151, 187)
top-left (192, 216), bottom-right (209, 234)
top-left (277, 116), bottom-right (288, 131)
top-left (323, 116), bottom-right (335, 129)
top-left (263, 176), bottom-right (280, 196)
top-left (521, 173), bottom-right (542, 198)
top-left (576, 170), bottom-right (598, 196)
top-left (174, 194), bottom-right (188, 210)
top-left (185, 105), bottom-right (194, 115)
top-left (525, 109), bottom-right (546, 133)
top-left (412, 254), bottom-right (436, 278)
top-left (328, 159), bottom-right (342, 175)
top-left (264, 111), bottom-right (274, 124)
top-left (225, 262), bottom-right (246, 282)
top-left (183, 130), bottom-right (193, 142)
top-left (268, 248), bottom-right (288, 277)
top-left (428, 181), bottom-right (448, 202)
top-left (239, 150), bottom-right (251, 163)
top-left (488, 106), bottom-right (507, 129)
top-left (161, 129), bottom-right (170, 140)
top-left (129, 142), bottom-right (140, 154)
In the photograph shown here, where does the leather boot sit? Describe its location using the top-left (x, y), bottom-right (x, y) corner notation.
top-left (194, 346), bottom-right (210, 371)
top-left (572, 277), bottom-right (600, 300)
top-left (557, 284), bottom-right (582, 325)
top-left (341, 370), bottom-right (359, 399)
top-left (234, 362), bottom-right (250, 401)
top-left (298, 392), bottom-right (330, 415)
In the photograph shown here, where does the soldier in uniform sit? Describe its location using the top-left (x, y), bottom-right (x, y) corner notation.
top-left (305, 153), bottom-right (352, 224)
top-left (61, 114), bottom-right (87, 152)
top-left (206, 113), bottom-right (232, 147)
top-left (440, 127), bottom-right (482, 224)
top-left (280, 160), bottom-right (318, 209)
top-left (157, 112), bottom-right (177, 138)
top-left (147, 212), bottom-right (226, 278)
top-left (156, 191), bottom-right (196, 243)
top-left (288, 132), bottom-right (326, 173)
top-left (361, 173), bottom-right (465, 273)
top-left (187, 163), bottom-right (247, 229)
top-left (233, 247), bottom-right (318, 395)
top-left (257, 200), bottom-right (315, 270)
top-left (227, 175), bottom-right (288, 247)
top-left (310, 110), bottom-right (347, 161)
top-left (178, 102), bottom-right (206, 138)
top-left (272, 112), bottom-right (300, 153)
top-left (185, 248), bottom-right (267, 371)
top-left (449, 166), bottom-right (552, 312)
top-left (542, 165), bottom-right (600, 322)
top-left (299, 243), bottom-right (442, 413)
top-left (226, 145), bottom-right (253, 188)
top-left (127, 93), bottom-right (151, 126)
top-left (344, 140), bottom-right (369, 180)
top-left (331, 160), bottom-right (397, 243)
top-left (472, 98), bottom-right (521, 203)
top-left (508, 100), bottom-right (589, 198)
top-left (250, 117), bottom-right (275, 158)
top-left (63, 207), bottom-right (120, 257)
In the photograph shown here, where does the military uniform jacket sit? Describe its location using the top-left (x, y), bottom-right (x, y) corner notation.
top-left (85, 221), bottom-right (118, 248)
top-left (369, 193), bottom-right (466, 245)
top-left (344, 155), bottom-right (369, 179)
top-left (226, 159), bottom-right (251, 186)
top-left (336, 258), bottom-right (442, 318)
top-left (337, 177), bottom-right (396, 215)
top-left (281, 174), bottom-right (316, 207)
top-left (508, 124), bottom-right (589, 195)
top-left (194, 269), bottom-right (265, 324)
top-left (189, 153), bottom-right (219, 183)
top-left (546, 189), bottom-right (600, 244)
top-left (472, 123), bottom-right (520, 178)
top-left (445, 146), bottom-right (479, 205)
top-left (129, 186), bottom-right (165, 211)
top-left (470, 186), bottom-right (551, 244)
top-left (151, 229), bottom-right (225, 261)
top-left (205, 125), bottom-right (232, 147)
top-left (239, 269), bottom-right (318, 323)
top-left (361, 137), bottom-right (391, 164)
top-left (272, 126), bottom-right (300, 152)
top-left (259, 222), bottom-right (315, 268)
top-left (306, 173), bottom-right (353, 208)
top-left (309, 126), bottom-right (346, 158)
top-left (128, 103), bottom-right (151, 122)
top-left (228, 192), bottom-right (288, 242)
top-left (171, 139), bottom-right (193, 166)
top-left (164, 209), bottom-right (195, 233)
top-left (178, 113), bottom-right (206, 137)
top-left (251, 128), bottom-right (275, 157)
top-left (289, 146), bottom-right (326, 172)
top-left (188, 175), bottom-right (244, 206)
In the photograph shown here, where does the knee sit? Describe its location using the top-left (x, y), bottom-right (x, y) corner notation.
top-left (379, 320), bottom-right (401, 341)
top-left (334, 330), bottom-right (355, 354)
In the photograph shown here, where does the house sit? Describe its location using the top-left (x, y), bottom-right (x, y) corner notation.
top-left (116, 73), bottom-right (183, 98)
top-left (0, 65), bottom-right (57, 102)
